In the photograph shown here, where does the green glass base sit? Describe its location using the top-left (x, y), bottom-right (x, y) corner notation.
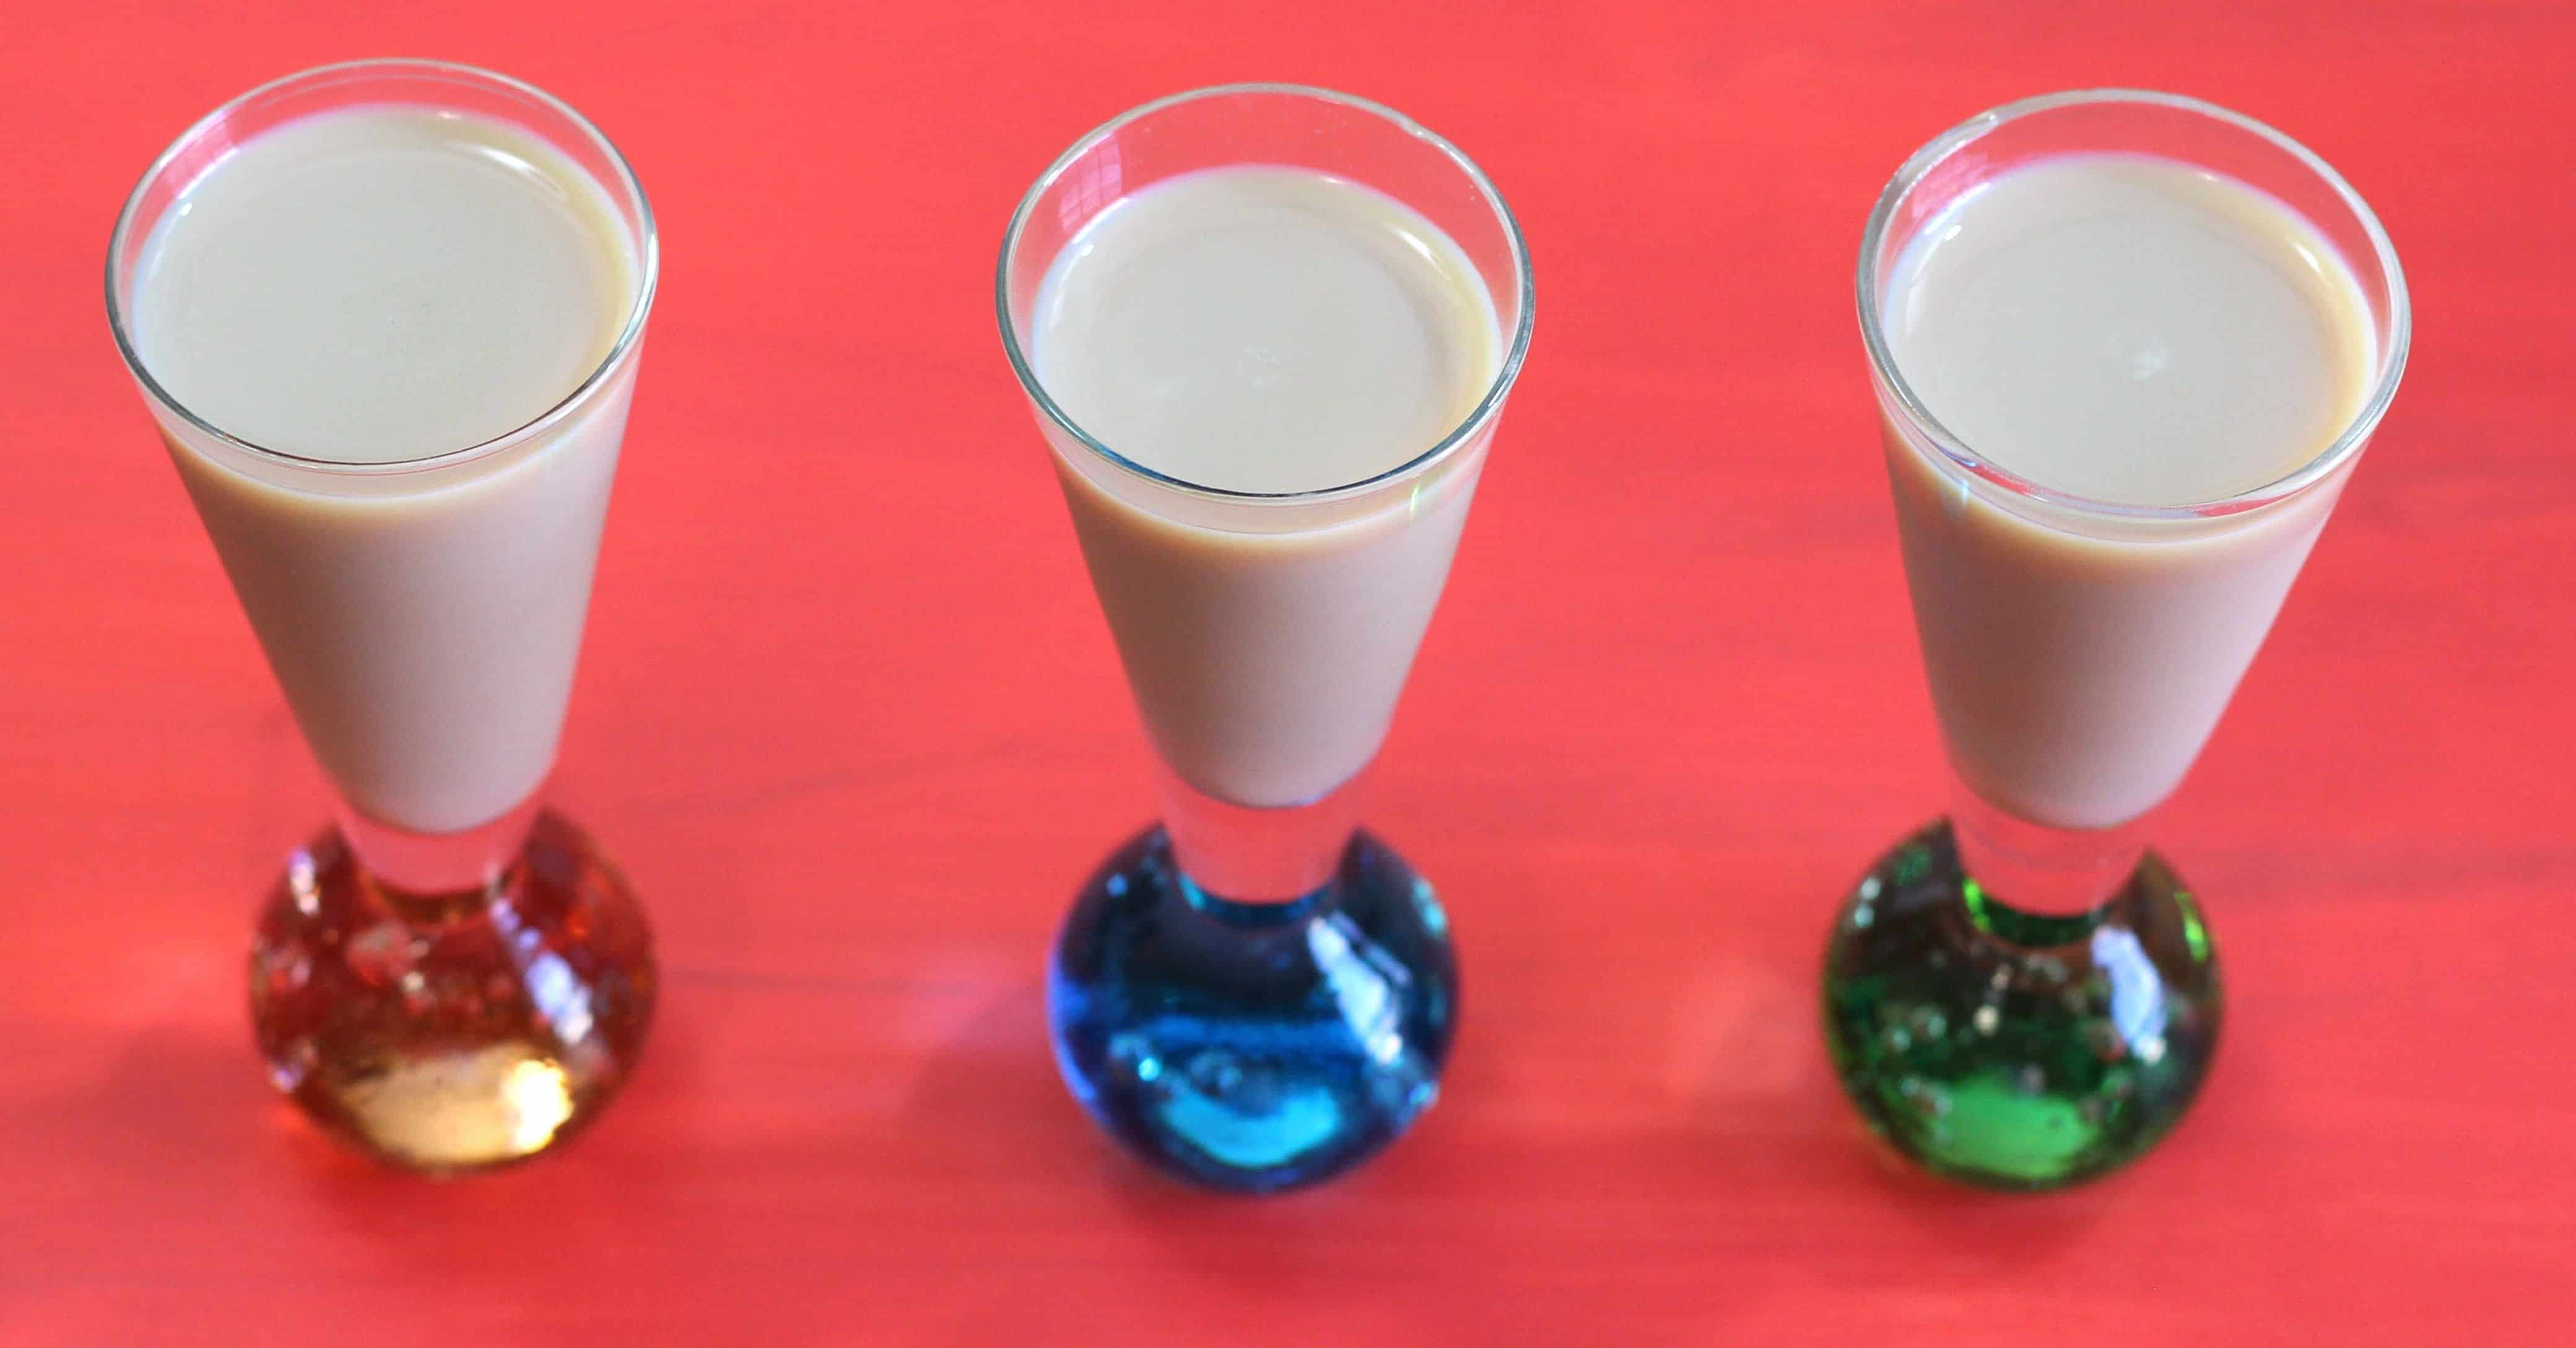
top-left (1821, 819), bottom-right (2222, 1190)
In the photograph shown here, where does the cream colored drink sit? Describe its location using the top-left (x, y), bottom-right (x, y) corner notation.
top-left (1031, 167), bottom-right (1503, 809)
top-left (1879, 153), bottom-right (2377, 830)
top-left (128, 105), bottom-right (641, 834)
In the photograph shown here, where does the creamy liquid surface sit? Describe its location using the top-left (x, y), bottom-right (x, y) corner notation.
top-left (1032, 165), bottom-right (1498, 495)
top-left (1882, 152), bottom-right (2374, 505)
top-left (132, 104), bottom-right (632, 462)
top-left (1027, 165), bottom-right (1505, 816)
top-left (1876, 151), bottom-right (2382, 831)
top-left (129, 104), bottom-right (640, 837)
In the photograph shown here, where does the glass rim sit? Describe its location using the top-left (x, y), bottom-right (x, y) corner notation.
top-left (1856, 87), bottom-right (2412, 520)
top-left (103, 57), bottom-right (661, 476)
top-left (994, 81), bottom-right (1536, 506)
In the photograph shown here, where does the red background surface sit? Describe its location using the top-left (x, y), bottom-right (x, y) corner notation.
top-left (4, 2), bottom-right (2570, 1343)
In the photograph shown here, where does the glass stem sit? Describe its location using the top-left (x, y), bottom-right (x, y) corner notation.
top-left (1946, 768), bottom-right (2151, 918)
top-left (1154, 761), bottom-right (1365, 906)
top-left (334, 792), bottom-right (543, 901)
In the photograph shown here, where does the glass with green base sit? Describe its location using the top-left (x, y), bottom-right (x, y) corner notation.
top-left (1825, 795), bottom-right (2221, 1188)
top-left (1829, 90), bottom-right (2411, 1189)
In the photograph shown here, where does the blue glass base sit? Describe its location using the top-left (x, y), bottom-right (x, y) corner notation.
top-left (1046, 824), bottom-right (1458, 1193)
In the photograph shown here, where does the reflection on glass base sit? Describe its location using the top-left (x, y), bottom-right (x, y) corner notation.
top-left (1821, 819), bottom-right (2221, 1190)
top-left (248, 811), bottom-right (656, 1173)
top-left (1047, 825), bottom-right (1458, 1193)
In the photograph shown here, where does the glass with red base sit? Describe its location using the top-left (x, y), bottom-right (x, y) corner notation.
top-left (107, 60), bottom-right (661, 1172)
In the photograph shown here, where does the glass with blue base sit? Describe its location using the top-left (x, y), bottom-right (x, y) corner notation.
top-left (996, 85), bottom-right (1533, 1192)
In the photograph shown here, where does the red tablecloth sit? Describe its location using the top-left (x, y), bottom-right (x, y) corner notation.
top-left (6, 2), bottom-right (2569, 1342)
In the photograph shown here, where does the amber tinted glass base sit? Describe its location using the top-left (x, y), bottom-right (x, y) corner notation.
top-left (248, 810), bottom-right (656, 1172)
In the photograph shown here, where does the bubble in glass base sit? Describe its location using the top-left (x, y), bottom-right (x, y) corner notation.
top-left (1047, 825), bottom-right (1458, 1193)
top-left (1821, 819), bottom-right (2221, 1190)
top-left (247, 810), bottom-right (656, 1173)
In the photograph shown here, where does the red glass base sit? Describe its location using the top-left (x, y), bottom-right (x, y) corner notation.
top-left (247, 809), bottom-right (656, 1173)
